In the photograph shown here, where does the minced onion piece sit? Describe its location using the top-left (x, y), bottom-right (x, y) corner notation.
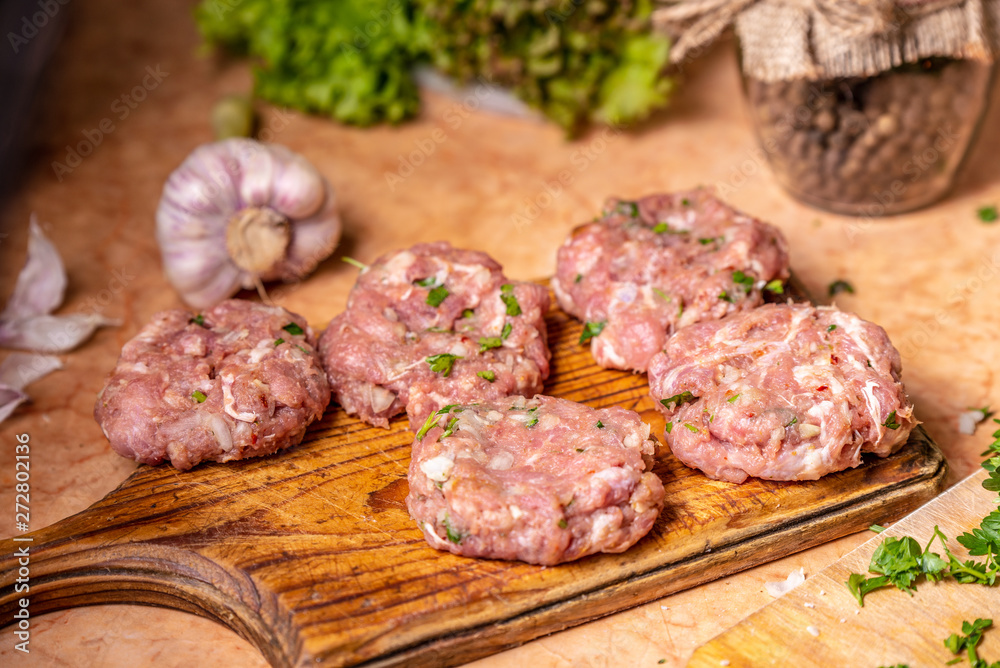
top-left (369, 385), bottom-right (396, 414)
top-left (764, 567), bottom-right (805, 598)
top-left (798, 423), bottom-right (822, 439)
top-left (156, 138), bottom-right (341, 308)
top-left (958, 408), bottom-right (989, 435)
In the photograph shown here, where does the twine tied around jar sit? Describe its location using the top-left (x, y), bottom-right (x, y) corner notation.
top-left (654, 0), bottom-right (999, 80)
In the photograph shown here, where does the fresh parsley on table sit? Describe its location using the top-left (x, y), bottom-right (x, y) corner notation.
top-left (846, 420), bottom-right (1000, 606)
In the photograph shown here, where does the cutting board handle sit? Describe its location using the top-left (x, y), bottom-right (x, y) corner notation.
top-left (0, 492), bottom-right (292, 666)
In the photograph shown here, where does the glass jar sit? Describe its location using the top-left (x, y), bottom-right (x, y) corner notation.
top-left (742, 57), bottom-right (996, 216)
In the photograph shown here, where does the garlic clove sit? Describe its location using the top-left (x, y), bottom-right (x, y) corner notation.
top-left (278, 189), bottom-right (340, 279)
top-left (0, 217), bottom-right (117, 353)
top-left (269, 151), bottom-right (326, 220)
top-left (0, 352), bottom-right (61, 424)
top-left (161, 237), bottom-right (231, 283)
top-left (2, 217), bottom-right (67, 322)
top-left (168, 254), bottom-right (244, 310)
top-left (0, 386), bottom-right (28, 424)
top-left (1, 352), bottom-right (63, 387)
top-left (173, 145), bottom-right (241, 217)
top-left (238, 140), bottom-right (278, 208)
top-left (0, 313), bottom-right (117, 353)
top-left (157, 206), bottom-right (225, 243)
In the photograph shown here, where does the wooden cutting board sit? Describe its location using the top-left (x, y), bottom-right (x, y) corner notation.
top-left (0, 298), bottom-right (947, 668)
top-left (688, 468), bottom-right (998, 668)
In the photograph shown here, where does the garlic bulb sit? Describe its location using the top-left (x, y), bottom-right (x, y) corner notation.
top-left (156, 138), bottom-right (341, 308)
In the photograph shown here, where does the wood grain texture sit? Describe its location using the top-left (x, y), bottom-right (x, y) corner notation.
top-left (688, 469), bottom-right (999, 668)
top-left (0, 295), bottom-right (947, 668)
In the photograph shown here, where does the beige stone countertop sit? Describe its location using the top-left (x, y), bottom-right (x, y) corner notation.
top-left (1, 2), bottom-right (999, 667)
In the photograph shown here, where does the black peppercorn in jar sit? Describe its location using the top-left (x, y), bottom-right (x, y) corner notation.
top-left (654, 0), bottom-right (1000, 217)
top-left (743, 57), bottom-right (995, 216)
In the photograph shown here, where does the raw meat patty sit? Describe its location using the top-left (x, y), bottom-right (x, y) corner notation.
top-left (95, 299), bottom-right (330, 470)
top-left (319, 242), bottom-right (550, 429)
top-left (648, 303), bottom-right (916, 483)
top-left (406, 395), bottom-right (665, 565)
top-left (552, 189), bottom-right (790, 372)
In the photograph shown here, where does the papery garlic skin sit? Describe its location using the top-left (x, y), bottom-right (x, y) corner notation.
top-left (0, 352), bottom-right (62, 424)
top-left (0, 217), bottom-right (117, 353)
top-left (156, 139), bottom-right (341, 308)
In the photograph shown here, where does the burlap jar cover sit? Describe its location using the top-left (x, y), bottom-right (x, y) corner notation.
top-left (653, 1), bottom-right (1000, 216)
top-left (653, 0), bottom-right (1000, 79)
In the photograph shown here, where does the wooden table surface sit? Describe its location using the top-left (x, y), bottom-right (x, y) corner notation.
top-left (1, 2), bottom-right (998, 666)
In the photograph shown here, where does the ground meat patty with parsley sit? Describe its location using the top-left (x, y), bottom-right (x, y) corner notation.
top-left (319, 242), bottom-right (550, 430)
top-left (552, 189), bottom-right (790, 372)
top-left (94, 300), bottom-right (330, 470)
top-left (406, 395), bottom-right (664, 565)
top-left (648, 303), bottom-right (916, 483)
